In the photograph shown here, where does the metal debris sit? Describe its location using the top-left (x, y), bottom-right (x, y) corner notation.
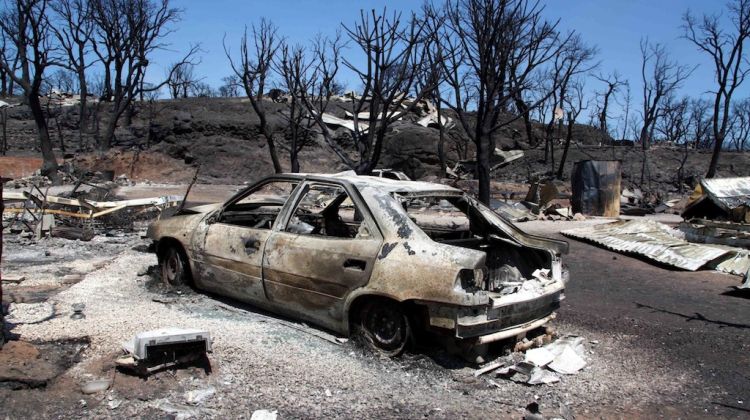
top-left (490, 200), bottom-right (537, 222)
top-left (679, 218), bottom-right (750, 248)
top-left (571, 160), bottom-right (621, 217)
top-left (562, 219), bottom-right (750, 283)
top-left (682, 177), bottom-right (750, 223)
top-left (370, 169), bottom-right (411, 181)
top-left (70, 303), bottom-right (86, 320)
top-left (564, 220), bottom-right (732, 270)
top-left (319, 112), bottom-right (368, 132)
top-left (3, 186), bottom-right (182, 238)
top-left (450, 148), bottom-right (524, 179)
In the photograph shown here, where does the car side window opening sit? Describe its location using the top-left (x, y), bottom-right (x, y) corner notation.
top-left (397, 194), bottom-right (478, 242)
top-left (285, 184), bottom-right (370, 239)
top-left (219, 181), bottom-right (297, 229)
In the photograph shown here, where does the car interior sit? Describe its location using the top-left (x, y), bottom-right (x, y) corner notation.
top-left (219, 181), bottom-right (296, 229)
top-left (285, 184), bottom-right (367, 239)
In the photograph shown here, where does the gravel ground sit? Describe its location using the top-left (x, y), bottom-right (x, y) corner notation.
top-left (0, 226), bottom-right (713, 419)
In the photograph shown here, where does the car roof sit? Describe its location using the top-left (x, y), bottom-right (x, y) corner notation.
top-left (272, 172), bottom-right (461, 195)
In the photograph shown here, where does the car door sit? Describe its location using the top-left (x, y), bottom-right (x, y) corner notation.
top-left (262, 182), bottom-right (382, 328)
top-left (196, 180), bottom-right (298, 303)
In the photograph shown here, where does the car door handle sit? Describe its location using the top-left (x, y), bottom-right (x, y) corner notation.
top-left (244, 239), bottom-right (260, 250)
top-left (343, 259), bottom-right (367, 271)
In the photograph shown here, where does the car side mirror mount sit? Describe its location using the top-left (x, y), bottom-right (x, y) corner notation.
top-left (206, 212), bottom-right (218, 225)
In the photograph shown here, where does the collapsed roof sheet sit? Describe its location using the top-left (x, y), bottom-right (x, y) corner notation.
top-left (682, 177), bottom-right (750, 222)
top-left (700, 177), bottom-right (750, 211)
top-left (319, 112), bottom-right (368, 132)
top-left (561, 219), bottom-right (750, 281)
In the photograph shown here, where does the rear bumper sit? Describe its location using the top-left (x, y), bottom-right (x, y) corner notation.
top-left (422, 288), bottom-right (564, 341)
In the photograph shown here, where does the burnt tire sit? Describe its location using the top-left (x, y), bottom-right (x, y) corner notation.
top-left (356, 299), bottom-right (411, 357)
top-left (160, 245), bottom-right (190, 286)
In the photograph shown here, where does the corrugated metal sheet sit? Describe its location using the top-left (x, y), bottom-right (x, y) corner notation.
top-left (700, 177), bottom-right (750, 211)
top-left (562, 220), bottom-right (750, 282)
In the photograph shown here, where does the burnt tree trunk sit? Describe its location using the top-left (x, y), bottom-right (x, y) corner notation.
top-left (556, 112), bottom-right (574, 179)
top-left (436, 103), bottom-right (446, 177)
top-left (706, 131), bottom-right (724, 178)
top-left (28, 94), bottom-right (59, 181)
top-left (514, 95), bottom-right (534, 147)
top-left (475, 125), bottom-right (492, 204)
top-left (77, 66), bottom-right (88, 135)
top-left (258, 111), bottom-right (282, 174)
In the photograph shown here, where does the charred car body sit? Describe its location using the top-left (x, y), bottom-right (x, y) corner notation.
top-left (147, 174), bottom-right (569, 355)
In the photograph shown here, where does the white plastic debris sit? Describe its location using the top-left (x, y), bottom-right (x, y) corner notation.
top-left (524, 347), bottom-right (555, 367)
top-left (122, 327), bottom-right (212, 360)
top-left (80, 379), bottom-right (111, 394)
top-left (493, 335), bottom-right (587, 385)
top-left (186, 387), bottom-right (216, 405)
top-left (154, 399), bottom-right (199, 420)
top-left (251, 409), bottom-right (278, 420)
top-left (527, 367), bottom-right (560, 385)
top-left (548, 345), bottom-right (587, 374)
top-left (510, 362), bottom-right (560, 385)
top-left (545, 335), bottom-right (587, 374)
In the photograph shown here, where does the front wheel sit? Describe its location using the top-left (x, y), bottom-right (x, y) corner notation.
top-left (357, 299), bottom-right (411, 357)
top-left (160, 245), bottom-right (190, 286)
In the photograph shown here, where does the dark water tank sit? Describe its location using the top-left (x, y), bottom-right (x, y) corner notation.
top-left (571, 160), bottom-right (621, 217)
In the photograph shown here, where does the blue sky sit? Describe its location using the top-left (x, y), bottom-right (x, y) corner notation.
top-left (149, 0), bottom-right (747, 126)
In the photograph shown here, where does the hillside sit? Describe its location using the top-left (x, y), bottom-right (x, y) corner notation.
top-left (2, 96), bottom-right (749, 194)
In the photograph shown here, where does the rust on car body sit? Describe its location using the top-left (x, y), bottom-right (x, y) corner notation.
top-left (147, 173), bottom-right (569, 347)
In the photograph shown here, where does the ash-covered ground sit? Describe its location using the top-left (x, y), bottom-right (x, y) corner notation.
top-left (2, 215), bottom-right (747, 419)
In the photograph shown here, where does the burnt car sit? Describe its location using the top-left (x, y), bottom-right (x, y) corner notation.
top-left (147, 173), bottom-right (568, 356)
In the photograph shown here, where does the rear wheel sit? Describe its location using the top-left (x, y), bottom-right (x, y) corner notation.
top-left (357, 299), bottom-right (411, 357)
top-left (160, 245), bottom-right (189, 286)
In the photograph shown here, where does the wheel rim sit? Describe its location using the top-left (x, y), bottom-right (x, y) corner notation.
top-left (163, 249), bottom-right (181, 284)
top-left (362, 303), bottom-right (407, 351)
